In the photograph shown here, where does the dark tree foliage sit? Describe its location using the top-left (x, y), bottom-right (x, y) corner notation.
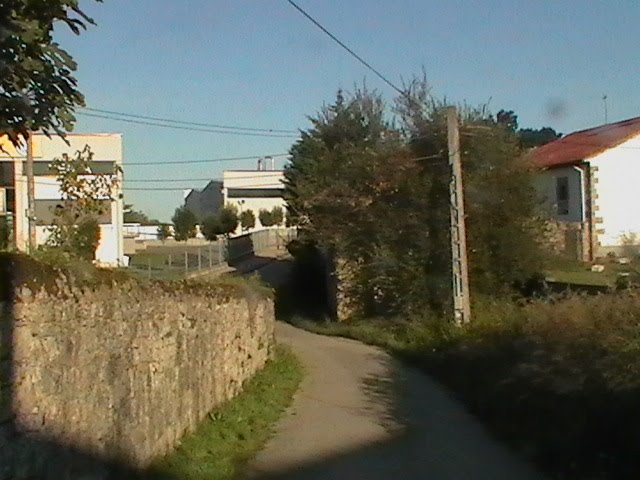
top-left (271, 206), bottom-right (284, 226)
top-left (1, 0), bottom-right (101, 147)
top-left (217, 205), bottom-right (239, 237)
top-left (258, 209), bottom-right (274, 227)
top-left (157, 224), bottom-right (171, 241)
top-left (519, 127), bottom-right (562, 149)
top-left (123, 204), bottom-right (158, 224)
top-left (240, 209), bottom-right (256, 231)
top-left (286, 82), bottom-right (548, 318)
top-left (201, 215), bottom-right (219, 241)
top-left (496, 109), bottom-right (519, 131)
top-left (171, 206), bottom-right (197, 242)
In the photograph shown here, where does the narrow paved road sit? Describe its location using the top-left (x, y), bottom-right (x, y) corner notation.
top-left (245, 258), bottom-right (546, 479)
top-left (248, 321), bottom-right (546, 480)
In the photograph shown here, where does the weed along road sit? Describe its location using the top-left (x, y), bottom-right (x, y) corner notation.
top-left (247, 321), bottom-right (546, 479)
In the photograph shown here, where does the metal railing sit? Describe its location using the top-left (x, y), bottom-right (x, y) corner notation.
top-left (127, 228), bottom-right (296, 280)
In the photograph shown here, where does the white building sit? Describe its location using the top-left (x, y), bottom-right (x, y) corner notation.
top-left (0, 133), bottom-right (125, 266)
top-left (531, 116), bottom-right (640, 260)
top-left (222, 158), bottom-right (286, 235)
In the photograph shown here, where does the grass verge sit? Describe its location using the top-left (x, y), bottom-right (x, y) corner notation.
top-left (146, 345), bottom-right (303, 480)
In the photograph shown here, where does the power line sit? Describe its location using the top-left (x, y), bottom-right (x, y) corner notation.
top-left (126, 153), bottom-right (290, 166)
top-left (77, 112), bottom-right (297, 138)
top-left (81, 107), bottom-right (299, 134)
top-left (126, 173), bottom-right (286, 183)
top-left (286, 0), bottom-right (404, 96)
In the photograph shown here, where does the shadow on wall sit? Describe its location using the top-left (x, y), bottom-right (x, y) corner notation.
top-left (0, 254), bottom-right (178, 479)
top-left (227, 234), bottom-right (255, 267)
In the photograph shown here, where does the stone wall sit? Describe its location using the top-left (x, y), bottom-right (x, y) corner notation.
top-left (546, 220), bottom-right (590, 262)
top-left (0, 275), bottom-right (274, 479)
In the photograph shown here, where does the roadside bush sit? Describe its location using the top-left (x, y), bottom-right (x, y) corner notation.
top-left (414, 294), bottom-right (640, 479)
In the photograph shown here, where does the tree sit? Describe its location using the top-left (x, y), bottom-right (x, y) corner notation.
top-left (123, 204), bottom-right (158, 224)
top-left (157, 224), bottom-right (171, 241)
top-left (240, 209), bottom-right (256, 231)
top-left (172, 206), bottom-right (197, 241)
top-left (518, 127), bottom-right (562, 149)
top-left (271, 206), bottom-right (285, 226)
top-left (47, 145), bottom-right (120, 260)
top-left (496, 109), bottom-right (518, 131)
top-left (496, 108), bottom-right (562, 149)
top-left (285, 81), bottom-right (548, 318)
top-left (201, 215), bottom-right (220, 241)
top-left (0, 0), bottom-right (101, 147)
top-left (217, 205), bottom-right (239, 237)
top-left (396, 79), bottom-right (548, 299)
top-left (258, 209), bottom-right (274, 227)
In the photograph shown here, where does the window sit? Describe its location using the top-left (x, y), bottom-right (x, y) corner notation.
top-left (556, 176), bottom-right (569, 215)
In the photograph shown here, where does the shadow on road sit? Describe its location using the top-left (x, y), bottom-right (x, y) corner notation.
top-left (250, 338), bottom-right (545, 480)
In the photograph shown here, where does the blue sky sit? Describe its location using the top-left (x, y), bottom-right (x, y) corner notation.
top-left (57, 0), bottom-right (640, 221)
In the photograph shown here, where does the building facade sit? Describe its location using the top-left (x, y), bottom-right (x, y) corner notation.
top-left (184, 180), bottom-right (224, 221)
top-left (222, 164), bottom-right (286, 235)
top-left (0, 133), bottom-right (125, 266)
top-left (531, 116), bottom-right (640, 260)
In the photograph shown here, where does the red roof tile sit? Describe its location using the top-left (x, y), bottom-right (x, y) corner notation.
top-left (529, 116), bottom-right (640, 168)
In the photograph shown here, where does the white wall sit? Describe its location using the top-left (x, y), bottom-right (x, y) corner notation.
top-left (590, 133), bottom-right (640, 246)
top-left (222, 170), bottom-right (287, 235)
top-left (535, 165), bottom-right (585, 223)
top-left (14, 133), bottom-right (124, 266)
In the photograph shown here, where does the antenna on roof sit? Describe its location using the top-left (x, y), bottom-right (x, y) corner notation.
top-left (602, 94), bottom-right (608, 124)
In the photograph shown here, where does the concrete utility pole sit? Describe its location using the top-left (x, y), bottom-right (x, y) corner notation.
top-left (25, 132), bottom-right (36, 252)
top-left (446, 106), bottom-right (471, 324)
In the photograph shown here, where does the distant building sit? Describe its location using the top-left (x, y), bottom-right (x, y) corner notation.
top-left (530, 116), bottom-right (640, 261)
top-left (184, 180), bottom-right (223, 221)
top-left (0, 133), bottom-right (125, 266)
top-left (223, 157), bottom-right (286, 234)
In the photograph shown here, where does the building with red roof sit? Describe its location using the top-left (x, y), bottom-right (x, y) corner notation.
top-left (529, 116), bottom-right (640, 261)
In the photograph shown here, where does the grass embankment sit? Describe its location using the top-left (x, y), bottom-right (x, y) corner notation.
top-left (147, 345), bottom-right (303, 480)
top-left (294, 293), bottom-right (640, 480)
top-left (546, 258), bottom-right (640, 288)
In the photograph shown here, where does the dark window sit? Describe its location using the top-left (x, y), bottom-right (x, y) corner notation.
top-left (25, 161), bottom-right (117, 176)
top-left (227, 188), bottom-right (284, 199)
top-left (556, 177), bottom-right (569, 215)
top-left (0, 161), bottom-right (14, 186)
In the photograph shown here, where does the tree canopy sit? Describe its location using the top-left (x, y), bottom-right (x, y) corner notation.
top-left (240, 209), bottom-right (256, 231)
top-left (217, 205), bottom-right (239, 237)
top-left (286, 82), bottom-right (549, 318)
top-left (1, 0), bottom-right (100, 147)
top-left (171, 206), bottom-right (197, 242)
top-left (123, 204), bottom-right (158, 224)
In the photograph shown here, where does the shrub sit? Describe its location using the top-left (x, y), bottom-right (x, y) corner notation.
top-left (258, 209), bottom-right (274, 227)
top-left (201, 216), bottom-right (220, 241)
top-left (71, 218), bottom-right (101, 261)
top-left (172, 206), bottom-right (197, 241)
top-left (218, 205), bottom-right (239, 237)
top-left (271, 206), bottom-right (284, 226)
top-left (157, 224), bottom-right (172, 241)
top-left (240, 209), bottom-right (256, 231)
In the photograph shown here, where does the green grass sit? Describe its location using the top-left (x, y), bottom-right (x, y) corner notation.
top-left (146, 345), bottom-right (303, 480)
top-left (545, 258), bottom-right (639, 287)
